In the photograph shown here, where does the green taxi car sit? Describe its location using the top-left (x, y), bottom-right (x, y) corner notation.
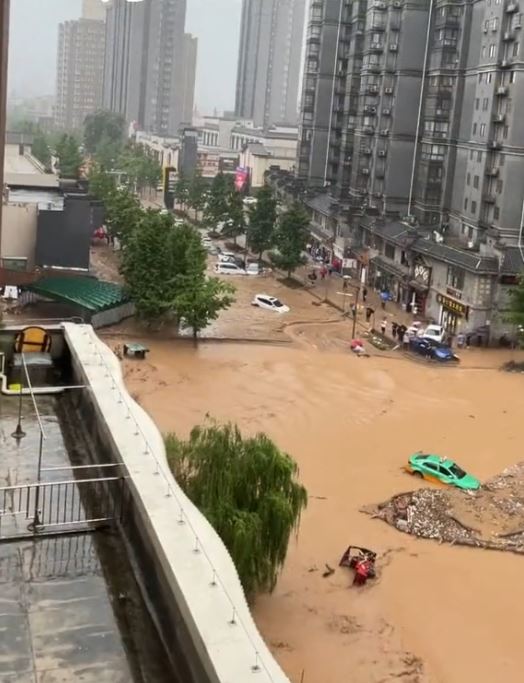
top-left (406, 453), bottom-right (480, 491)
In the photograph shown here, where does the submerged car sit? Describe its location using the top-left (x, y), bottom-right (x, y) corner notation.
top-left (422, 323), bottom-right (445, 344)
top-left (409, 337), bottom-right (458, 362)
top-left (406, 453), bottom-right (480, 490)
top-left (251, 294), bottom-right (290, 313)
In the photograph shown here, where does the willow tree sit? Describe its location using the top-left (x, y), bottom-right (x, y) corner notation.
top-left (165, 423), bottom-right (307, 598)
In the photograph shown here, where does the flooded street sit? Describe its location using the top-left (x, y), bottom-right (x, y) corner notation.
top-left (109, 270), bottom-right (524, 683)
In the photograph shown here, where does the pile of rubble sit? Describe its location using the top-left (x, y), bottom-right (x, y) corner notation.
top-left (363, 462), bottom-right (524, 553)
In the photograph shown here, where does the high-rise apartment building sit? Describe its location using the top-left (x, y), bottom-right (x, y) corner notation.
top-left (235, 0), bottom-right (306, 128)
top-left (81, 0), bottom-right (106, 21)
top-left (295, 0), bottom-right (524, 340)
top-left (0, 0), bottom-right (10, 249)
top-left (54, 3), bottom-right (106, 131)
top-left (298, 0), bottom-right (524, 247)
top-left (103, 0), bottom-right (195, 136)
top-left (181, 33), bottom-right (197, 125)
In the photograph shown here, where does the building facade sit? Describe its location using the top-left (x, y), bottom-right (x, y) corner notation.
top-left (181, 34), bottom-right (197, 125)
top-left (295, 0), bottom-right (524, 342)
top-left (103, 0), bottom-right (194, 136)
top-left (54, 8), bottom-right (106, 131)
top-left (235, 0), bottom-right (306, 128)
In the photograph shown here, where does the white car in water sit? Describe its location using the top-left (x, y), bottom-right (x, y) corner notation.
top-left (251, 294), bottom-right (289, 313)
top-left (422, 324), bottom-right (446, 344)
top-left (214, 262), bottom-right (246, 276)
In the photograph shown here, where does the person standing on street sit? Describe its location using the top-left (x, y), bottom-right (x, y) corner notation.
top-left (362, 286), bottom-right (368, 303)
top-left (381, 317), bottom-right (387, 336)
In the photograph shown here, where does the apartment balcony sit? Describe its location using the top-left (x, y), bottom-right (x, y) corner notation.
top-left (384, 87), bottom-right (394, 95)
top-left (360, 168), bottom-right (370, 176)
top-left (482, 193), bottom-right (496, 203)
top-left (379, 129), bottom-right (390, 137)
top-left (362, 125), bottom-right (375, 135)
top-left (378, 149), bottom-right (387, 158)
top-left (369, 41), bottom-right (384, 52)
top-left (493, 113), bottom-right (506, 123)
top-left (368, 63), bottom-right (381, 74)
top-left (369, 22), bottom-right (386, 32)
top-left (362, 147), bottom-right (373, 155)
top-left (488, 140), bottom-right (502, 150)
top-left (382, 108), bottom-right (392, 116)
top-left (506, 2), bottom-right (519, 13)
top-left (503, 30), bottom-right (516, 40)
top-left (485, 167), bottom-right (499, 177)
top-left (496, 86), bottom-right (509, 96)
top-left (364, 85), bottom-right (379, 95)
top-left (499, 58), bottom-right (514, 68)
top-left (435, 14), bottom-right (461, 28)
top-left (364, 105), bottom-right (377, 115)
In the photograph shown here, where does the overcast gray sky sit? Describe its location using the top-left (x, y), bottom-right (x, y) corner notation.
top-left (8, 0), bottom-right (241, 114)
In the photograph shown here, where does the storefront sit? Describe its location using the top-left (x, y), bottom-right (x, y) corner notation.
top-left (436, 293), bottom-right (469, 334)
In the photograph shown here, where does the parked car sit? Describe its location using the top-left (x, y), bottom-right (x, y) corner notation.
top-left (409, 337), bottom-right (458, 362)
top-left (218, 251), bottom-right (237, 262)
top-left (214, 262), bottom-right (246, 276)
top-left (246, 262), bottom-right (261, 276)
top-left (251, 294), bottom-right (290, 313)
top-left (422, 324), bottom-right (445, 344)
top-left (243, 196), bottom-right (258, 206)
top-left (406, 453), bottom-right (480, 490)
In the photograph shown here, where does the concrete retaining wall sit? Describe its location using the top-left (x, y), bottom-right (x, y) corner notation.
top-left (63, 323), bottom-right (290, 683)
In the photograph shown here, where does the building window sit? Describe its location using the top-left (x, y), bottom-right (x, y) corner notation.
top-left (467, 173), bottom-right (471, 185)
top-left (494, 206), bottom-right (500, 220)
top-left (496, 178), bottom-right (503, 193)
top-left (471, 200), bottom-right (477, 214)
top-left (447, 266), bottom-right (465, 291)
top-left (480, 123), bottom-right (486, 137)
top-left (385, 243), bottom-right (395, 260)
top-left (477, 151), bottom-right (483, 162)
top-left (482, 97), bottom-right (489, 111)
top-left (473, 123), bottom-right (477, 134)
top-left (475, 98), bottom-right (480, 110)
top-left (473, 175), bottom-right (479, 189)
top-left (464, 197), bottom-right (468, 210)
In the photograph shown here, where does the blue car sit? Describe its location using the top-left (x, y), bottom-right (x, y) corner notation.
top-left (409, 337), bottom-right (458, 362)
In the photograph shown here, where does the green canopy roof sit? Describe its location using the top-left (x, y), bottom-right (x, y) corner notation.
top-left (27, 277), bottom-right (129, 313)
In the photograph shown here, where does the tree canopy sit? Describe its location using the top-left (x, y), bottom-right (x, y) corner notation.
top-left (118, 143), bottom-right (161, 192)
top-left (165, 422), bottom-right (307, 597)
top-left (55, 134), bottom-right (83, 179)
top-left (247, 185), bottom-right (277, 260)
top-left (508, 278), bottom-right (524, 330)
top-left (187, 170), bottom-right (207, 218)
top-left (120, 213), bottom-right (234, 329)
top-left (204, 172), bottom-right (232, 228)
top-left (84, 110), bottom-right (126, 155)
top-left (31, 132), bottom-right (52, 170)
top-left (271, 202), bottom-right (310, 277)
top-left (221, 189), bottom-right (245, 244)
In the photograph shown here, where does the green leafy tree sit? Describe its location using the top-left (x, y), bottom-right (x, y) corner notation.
top-left (247, 185), bottom-right (277, 261)
top-left (118, 143), bottom-right (161, 192)
top-left (187, 170), bottom-right (207, 219)
top-left (55, 134), bottom-right (83, 179)
top-left (174, 173), bottom-right (189, 211)
top-left (104, 188), bottom-right (142, 243)
top-left (31, 132), bottom-right (51, 170)
top-left (121, 216), bottom-right (207, 322)
top-left (88, 164), bottom-right (116, 201)
top-left (84, 110), bottom-right (125, 155)
top-left (165, 422), bottom-right (307, 597)
top-left (175, 275), bottom-right (235, 339)
top-left (270, 202), bottom-right (310, 278)
top-left (203, 172), bottom-right (231, 228)
top-left (222, 190), bottom-right (246, 244)
top-left (94, 136), bottom-right (122, 170)
top-left (508, 279), bottom-right (524, 334)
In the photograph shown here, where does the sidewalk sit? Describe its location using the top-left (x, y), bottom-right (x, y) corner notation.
top-left (292, 264), bottom-right (421, 339)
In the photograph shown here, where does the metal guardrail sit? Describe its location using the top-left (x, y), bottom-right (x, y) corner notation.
top-left (0, 476), bottom-right (127, 541)
top-left (81, 328), bottom-right (275, 679)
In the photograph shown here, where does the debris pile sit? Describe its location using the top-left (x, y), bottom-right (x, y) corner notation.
top-left (363, 462), bottom-right (524, 553)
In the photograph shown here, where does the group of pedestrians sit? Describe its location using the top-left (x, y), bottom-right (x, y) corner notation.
top-left (380, 318), bottom-right (409, 346)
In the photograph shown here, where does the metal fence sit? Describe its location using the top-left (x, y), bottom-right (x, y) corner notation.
top-left (0, 475), bottom-right (127, 541)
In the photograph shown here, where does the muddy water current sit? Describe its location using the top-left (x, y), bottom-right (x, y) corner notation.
top-left (119, 333), bottom-right (524, 683)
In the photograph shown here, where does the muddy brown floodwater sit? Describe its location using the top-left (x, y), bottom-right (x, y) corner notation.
top-left (108, 267), bottom-right (524, 683)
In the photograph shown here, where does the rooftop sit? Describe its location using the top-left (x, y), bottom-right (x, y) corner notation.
top-left (412, 239), bottom-right (500, 274)
top-left (27, 277), bottom-right (129, 313)
top-left (4, 144), bottom-right (59, 189)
